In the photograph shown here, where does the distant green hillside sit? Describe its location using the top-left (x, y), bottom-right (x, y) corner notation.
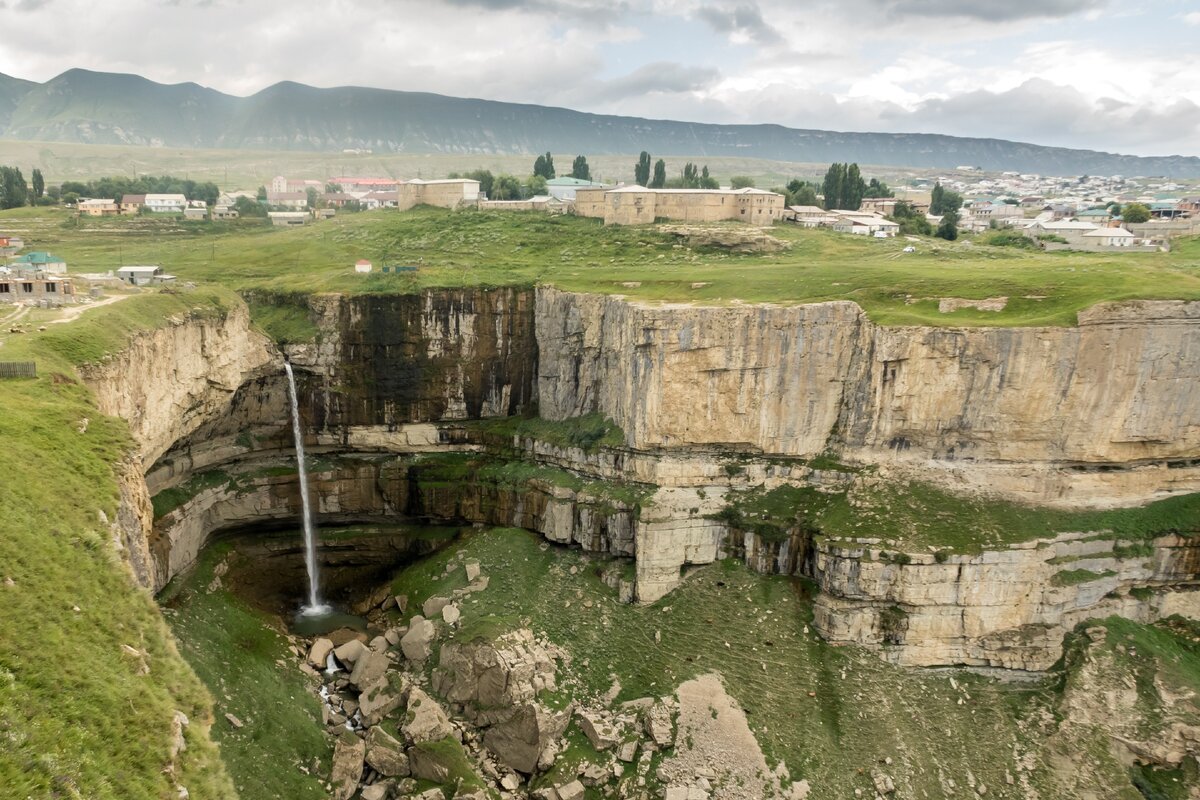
top-left (1, 68), bottom-right (1199, 177)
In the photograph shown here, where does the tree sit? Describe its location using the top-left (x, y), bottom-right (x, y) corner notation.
top-left (864, 177), bottom-right (892, 198)
top-left (492, 174), bottom-right (523, 200)
top-left (533, 152), bottom-right (556, 180)
top-left (0, 167), bottom-right (28, 210)
top-left (635, 152), bottom-right (652, 186)
top-left (526, 175), bottom-right (548, 197)
top-left (31, 168), bottom-right (44, 201)
top-left (305, 187), bottom-right (318, 210)
top-left (935, 210), bottom-right (959, 241)
top-left (233, 195), bottom-right (266, 217)
top-left (889, 200), bottom-right (931, 236)
top-left (845, 164), bottom-right (864, 210)
top-left (699, 166), bottom-right (718, 190)
top-left (730, 176), bottom-right (755, 189)
top-left (256, 185), bottom-right (268, 202)
top-left (571, 155), bottom-right (590, 181)
top-left (681, 163), bottom-right (699, 188)
top-left (325, 182), bottom-right (343, 193)
top-left (650, 159), bottom-right (667, 189)
top-left (1122, 202), bottom-right (1151, 223)
top-left (929, 182), bottom-right (963, 215)
top-left (822, 163), bottom-right (845, 210)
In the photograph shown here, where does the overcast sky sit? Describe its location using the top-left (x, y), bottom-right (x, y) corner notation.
top-left (1, 0), bottom-right (1198, 156)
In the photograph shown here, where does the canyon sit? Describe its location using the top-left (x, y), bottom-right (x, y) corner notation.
top-left (77, 286), bottom-right (1200, 674)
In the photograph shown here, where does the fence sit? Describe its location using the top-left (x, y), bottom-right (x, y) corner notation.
top-left (0, 361), bottom-right (36, 379)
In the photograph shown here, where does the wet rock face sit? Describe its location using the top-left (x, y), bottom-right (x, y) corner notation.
top-left (277, 288), bottom-right (538, 430)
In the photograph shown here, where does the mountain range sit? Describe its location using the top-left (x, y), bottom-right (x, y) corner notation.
top-left (1, 68), bottom-right (1198, 178)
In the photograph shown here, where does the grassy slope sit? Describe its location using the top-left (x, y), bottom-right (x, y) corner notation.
top-left (386, 526), bottom-right (1200, 799)
top-left (0, 288), bottom-right (238, 799)
top-left (159, 542), bottom-right (329, 800)
top-left (3, 205), bottom-right (1199, 327)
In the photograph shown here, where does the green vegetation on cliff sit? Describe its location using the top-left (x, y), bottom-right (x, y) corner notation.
top-left (5, 205), bottom-right (1200, 327)
top-left (718, 479), bottom-right (1200, 553)
top-left (0, 290), bottom-right (237, 798)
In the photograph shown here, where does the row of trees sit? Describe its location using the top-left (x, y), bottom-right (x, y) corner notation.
top-left (820, 163), bottom-right (893, 211)
top-left (58, 175), bottom-right (221, 206)
top-left (633, 152), bottom-right (720, 189)
top-left (531, 153), bottom-right (593, 181)
top-left (0, 166), bottom-right (46, 209)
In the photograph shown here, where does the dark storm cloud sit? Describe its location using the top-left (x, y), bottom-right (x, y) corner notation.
top-left (694, 3), bottom-right (784, 46)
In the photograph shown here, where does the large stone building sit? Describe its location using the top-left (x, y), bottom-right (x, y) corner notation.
top-left (575, 186), bottom-right (786, 226)
top-left (396, 179), bottom-right (480, 211)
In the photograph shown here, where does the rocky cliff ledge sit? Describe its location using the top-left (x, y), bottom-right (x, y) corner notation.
top-left (84, 288), bottom-right (1199, 670)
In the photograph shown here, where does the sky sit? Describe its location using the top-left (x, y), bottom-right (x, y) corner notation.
top-left (0, 0), bottom-right (1198, 157)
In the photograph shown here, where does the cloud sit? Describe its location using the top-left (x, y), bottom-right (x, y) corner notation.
top-left (1184, 11), bottom-right (1200, 25)
top-left (871, 0), bottom-right (1108, 22)
top-left (591, 62), bottom-right (720, 103)
top-left (694, 3), bottom-right (783, 45)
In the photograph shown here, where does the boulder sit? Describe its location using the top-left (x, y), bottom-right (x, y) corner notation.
top-left (359, 674), bottom-right (408, 726)
top-left (483, 703), bottom-right (572, 774)
top-left (441, 604), bottom-right (461, 625)
top-left (408, 741), bottom-right (459, 783)
top-left (401, 616), bottom-right (436, 663)
top-left (556, 780), bottom-right (585, 800)
top-left (422, 596), bottom-right (451, 618)
top-left (434, 629), bottom-right (560, 713)
top-left (334, 639), bottom-right (368, 666)
top-left (577, 710), bottom-right (619, 751)
top-left (365, 726), bottom-right (410, 777)
top-left (330, 731), bottom-right (365, 800)
top-left (465, 561), bottom-right (481, 582)
top-left (403, 687), bottom-right (454, 744)
top-left (307, 637), bottom-right (334, 668)
top-left (644, 701), bottom-right (674, 748)
top-left (360, 782), bottom-right (392, 800)
top-left (349, 649), bottom-right (390, 691)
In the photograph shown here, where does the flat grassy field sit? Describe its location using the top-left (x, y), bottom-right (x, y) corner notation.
top-left (0, 139), bottom-right (930, 191)
top-left (0, 289), bottom-right (239, 798)
top-left (3, 205), bottom-right (1199, 326)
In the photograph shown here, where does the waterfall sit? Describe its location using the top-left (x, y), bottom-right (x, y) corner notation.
top-left (284, 361), bottom-right (327, 615)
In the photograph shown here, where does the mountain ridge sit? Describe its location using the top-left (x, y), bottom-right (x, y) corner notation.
top-left (1, 68), bottom-right (1198, 177)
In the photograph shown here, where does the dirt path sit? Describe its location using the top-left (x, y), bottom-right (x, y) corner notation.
top-left (48, 293), bottom-right (132, 324)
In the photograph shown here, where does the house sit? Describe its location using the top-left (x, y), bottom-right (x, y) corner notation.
top-left (396, 179), bottom-right (480, 211)
top-left (268, 211), bottom-right (309, 227)
top-left (1150, 202), bottom-right (1186, 220)
top-left (1076, 208), bottom-right (1113, 225)
top-left (11, 252), bottom-right (67, 274)
top-left (354, 259), bottom-right (372, 274)
top-left (120, 194), bottom-right (146, 214)
top-left (831, 212), bottom-right (899, 237)
top-left (1082, 227), bottom-right (1136, 247)
top-left (144, 194), bottom-right (188, 213)
top-left (183, 207), bottom-right (207, 220)
top-left (579, 186), bottom-right (786, 226)
top-left (78, 198), bottom-right (119, 216)
top-left (0, 235), bottom-right (24, 255)
top-left (785, 205), bottom-right (829, 227)
top-left (545, 177), bottom-right (608, 202)
top-left (266, 191), bottom-right (308, 209)
top-left (212, 206), bottom-right (239, 220)
top-left (363, 191), bottom-right (398, 210)
top-left (0, 272), bottom-right (76, 305)
top-left (116, 265), bottom-right (174, 286)
top-left (859, 198), bottom-right (901, 216)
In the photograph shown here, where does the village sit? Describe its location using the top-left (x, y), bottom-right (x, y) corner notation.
top-left (2, 159), bottom-right (1196, 304)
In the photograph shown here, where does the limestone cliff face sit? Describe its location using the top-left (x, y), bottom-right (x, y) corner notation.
top-left (263, 289), bottom-right (537, 430)
top-left (810, 532), bottom-right (1200, 670)
top-left (149, 455), bottom-right (636, 591)
top-left (537, 288), bottom-right (867, 454)
top-left (537, 291), bottom-right (1200, 506)
top-left (81, 302), bottom-right (276, 470)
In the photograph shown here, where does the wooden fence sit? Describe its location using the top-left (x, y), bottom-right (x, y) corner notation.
top-left (0, 361), bottom-right (36, 379)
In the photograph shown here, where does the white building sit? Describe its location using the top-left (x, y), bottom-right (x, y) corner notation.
top-left (144, 194), bottom-right (188, 213)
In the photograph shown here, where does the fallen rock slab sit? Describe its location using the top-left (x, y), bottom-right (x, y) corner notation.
top-left (401, 616), bottom-right (436, 663)
top-left (404, 687), bottom-right (454, 744)
top-left (330, 731), bottom-right (365, 800)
